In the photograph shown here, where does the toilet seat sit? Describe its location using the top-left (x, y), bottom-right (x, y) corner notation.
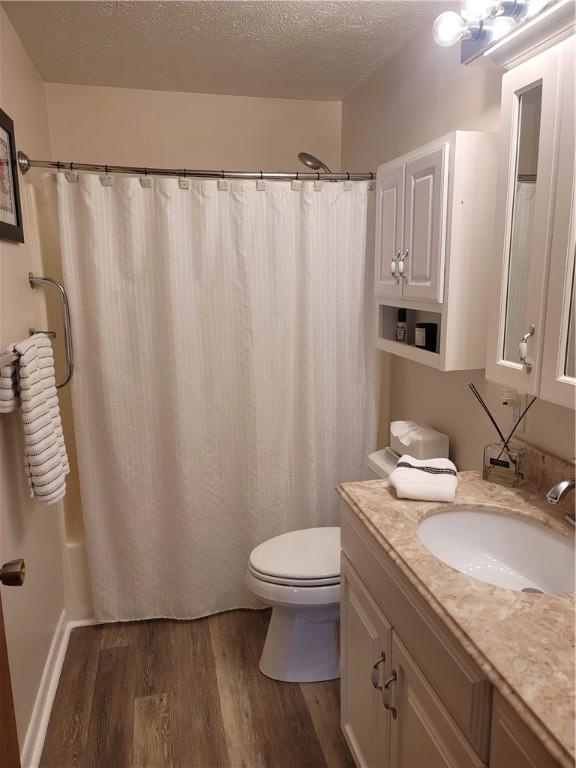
top-left (248, 564), bottom-right (340, 587)
top-left (246, 570), bottom-right (340, 607)
top-left (249, 526), bottom-right (340, 583)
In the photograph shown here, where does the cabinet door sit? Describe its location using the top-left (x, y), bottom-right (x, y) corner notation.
top-left (486, 43), bottom-right (561, 393)
top-left (341, 557), bottom-right (391, 768)
top-left (540, 37), bottom-right (576, 409)
top-left (375, 162), bottom-right (404, 298)
top-left (388, 634), bottom-right (485, 768)
top-left (490, 692), bottom-right (560, 768)
top-left (402, 145), bottom-right (448, 303)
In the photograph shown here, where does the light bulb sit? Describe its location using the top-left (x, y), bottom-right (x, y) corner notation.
top-left (461, 0), bottom-right (502, 21)
top-left (488, 14), bottom-right (517, 40)
top-left (432, 11), bottom-right (469, 47)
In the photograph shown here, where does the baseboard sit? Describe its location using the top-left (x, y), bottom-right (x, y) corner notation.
top-left (20, 612), bottom-right (99, 768)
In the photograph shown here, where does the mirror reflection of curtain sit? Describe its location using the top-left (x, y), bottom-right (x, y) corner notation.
top-left (504, 181), bottom-right (536, 361)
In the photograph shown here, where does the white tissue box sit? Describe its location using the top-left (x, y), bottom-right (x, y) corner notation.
top-left (390, 421), bottom-right (449, 460)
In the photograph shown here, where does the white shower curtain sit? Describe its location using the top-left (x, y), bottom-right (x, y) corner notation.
top-left (53, 173), bottom-right (377, 621)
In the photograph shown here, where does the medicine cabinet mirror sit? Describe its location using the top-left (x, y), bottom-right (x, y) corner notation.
top-left (502, 84), bottom-right (542, 365)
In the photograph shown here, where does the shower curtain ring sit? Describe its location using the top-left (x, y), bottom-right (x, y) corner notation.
top-left (105, 164), bottom-right (109, 175)
top-left (70, 162), bottom-right (74, 172)
top-left (260, 171), bottom-right (263, 180)
top-left (347, 172), bottom-right (350, 181)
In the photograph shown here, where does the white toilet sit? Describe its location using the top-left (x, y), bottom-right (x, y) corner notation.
top-left (246, 450), bottom-right (395, 683)
top-left (246, 526), bottom-right (341, 683)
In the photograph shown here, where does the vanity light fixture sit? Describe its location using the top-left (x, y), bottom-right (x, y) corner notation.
top-left (432, 0), bottom-right (558, 60)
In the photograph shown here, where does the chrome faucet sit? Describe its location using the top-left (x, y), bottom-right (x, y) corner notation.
top-left (546, 478), bottom-right (575, 527)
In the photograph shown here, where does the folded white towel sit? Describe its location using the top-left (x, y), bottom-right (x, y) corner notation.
top-left (0, 359), bottom-right (18, 413)
top-left (389, 454), bottom-right (458, 503)
top-left (7, 334), bottom-right (69, 504)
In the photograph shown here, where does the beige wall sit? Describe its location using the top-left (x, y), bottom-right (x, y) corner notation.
top-left (45, 83), bottom-right (342, 171)
top-left (0, 7), bottom-right (65, 748)
top-left (342, 25), bottom-right (575, 467)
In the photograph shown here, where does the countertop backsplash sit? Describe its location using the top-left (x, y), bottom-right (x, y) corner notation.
top-left (517, 438), bottom-right (575, 512)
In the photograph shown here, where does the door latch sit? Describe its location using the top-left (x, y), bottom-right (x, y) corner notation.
top-left (0, 559), bottom-right (26, 586)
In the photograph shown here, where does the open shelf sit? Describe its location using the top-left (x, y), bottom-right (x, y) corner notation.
top-left (377, 304), bottom-right (442, 367)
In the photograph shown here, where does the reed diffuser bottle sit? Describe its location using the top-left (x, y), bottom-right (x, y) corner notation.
top-left (468, 383), bottom-right (537, 488)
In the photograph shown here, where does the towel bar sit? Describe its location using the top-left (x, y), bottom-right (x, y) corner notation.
top-left (29, 273), bottom-right (74, 388)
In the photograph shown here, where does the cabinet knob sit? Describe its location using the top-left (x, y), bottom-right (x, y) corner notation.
top-left (371, 652), bottom-right (386, 689)
top-left (518, 323), bottom-right (535, 372)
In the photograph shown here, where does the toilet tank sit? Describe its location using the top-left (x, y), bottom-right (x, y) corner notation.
top-left (367, 448), bottom-right (399, 479)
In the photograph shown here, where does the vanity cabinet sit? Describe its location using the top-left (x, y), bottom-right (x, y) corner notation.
top-left (340, 502), bottom-right (562, 768)
top-left (375, 131), bottom-right (499, 371)
top-left (490, 692), bottom-right (560, 768)
top-left (388, 634), bottom-right (484, 768)
top-left (486, 34), bottom-right (575, 408)
top-left (341, 559), bottom-right (391, 767)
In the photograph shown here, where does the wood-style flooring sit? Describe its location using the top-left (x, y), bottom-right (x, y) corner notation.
top-left (41, 609), bottom-right (354, 768)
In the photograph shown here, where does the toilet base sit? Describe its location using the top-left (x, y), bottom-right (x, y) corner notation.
top-left (259, 603), bottom-right (340, 683)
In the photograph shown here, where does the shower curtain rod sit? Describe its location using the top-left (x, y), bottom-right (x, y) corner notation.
top-left (17, 151), bottom-right (375, 182)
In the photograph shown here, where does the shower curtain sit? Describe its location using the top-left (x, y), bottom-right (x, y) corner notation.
top-left (53, 174), bottom-right (377, 621)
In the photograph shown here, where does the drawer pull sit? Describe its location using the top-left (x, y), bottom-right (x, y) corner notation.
top-left (371, 652), bottom-right (386, 689)
top-left (383, 670), bottom-right (397, 719)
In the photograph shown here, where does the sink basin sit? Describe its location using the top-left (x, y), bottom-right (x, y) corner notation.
top-left (417, 507), bottom-right (575, 594)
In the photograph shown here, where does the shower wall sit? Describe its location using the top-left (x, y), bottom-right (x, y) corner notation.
top-left (45, 83), bottom-right (342, 172)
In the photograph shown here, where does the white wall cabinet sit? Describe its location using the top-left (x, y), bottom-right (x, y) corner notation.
top-left (486, 35), bottom-right (575, 408)
top-left (375, 131), bottom-right (498, 371)
top-left (340, 502), bottom-right (561, 768)
top-left (375, 164), bottom-right (404, 299)
top-left (402, 146), bottom-right (447, 303)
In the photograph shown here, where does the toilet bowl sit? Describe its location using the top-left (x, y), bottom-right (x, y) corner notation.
top-left (246, 452), bottom-right (395, 683)
top-left (246, 526), bottom-right (341, 683)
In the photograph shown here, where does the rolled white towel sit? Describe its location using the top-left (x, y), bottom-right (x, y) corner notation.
top-left (389, 454), bottom-right (458, 503)
top-left (0, 359), bottom-right (18, 413)
top-left (8, 333), bottom-right (69, 504)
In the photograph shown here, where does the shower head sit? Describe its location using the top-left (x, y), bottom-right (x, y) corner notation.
top-left (297, 152), bottom-right (332, 174)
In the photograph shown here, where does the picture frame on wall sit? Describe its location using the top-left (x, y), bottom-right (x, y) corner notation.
top-left (0, 108), bottom-right (24, 243)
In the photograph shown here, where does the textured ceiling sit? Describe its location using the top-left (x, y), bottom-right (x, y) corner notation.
top-left (3, 1), bottom-right (448, 100)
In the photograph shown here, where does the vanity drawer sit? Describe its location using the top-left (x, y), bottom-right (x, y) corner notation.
top-left (341, 502), bottom-right (492, 762)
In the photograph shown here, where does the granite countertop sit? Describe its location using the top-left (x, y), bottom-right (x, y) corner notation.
top-left (337, 471), bottom-right (575, 767)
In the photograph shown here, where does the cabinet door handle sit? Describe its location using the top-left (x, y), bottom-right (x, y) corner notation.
top-left (383, 670), bottom-right (397, 719)
top-left (371, 652), bottom-right (386, 689)
top-left (398, 250), bottom-right (408, 281)
top-left (519, 323), bottom-right (535, 372)
top-left (390, 252), bottom-right (400, 283)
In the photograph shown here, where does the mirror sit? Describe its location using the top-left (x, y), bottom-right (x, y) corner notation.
top-left (503, 85), bottom-right (542, 363)
top-left (565, 258), bottom-right (575, 378)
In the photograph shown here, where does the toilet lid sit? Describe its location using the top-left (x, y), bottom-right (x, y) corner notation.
top-left (249, 527), bottom-right (340, 581)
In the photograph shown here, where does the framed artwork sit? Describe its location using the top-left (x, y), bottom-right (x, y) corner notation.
top-left (0, 108), bottom-right (24, 243)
